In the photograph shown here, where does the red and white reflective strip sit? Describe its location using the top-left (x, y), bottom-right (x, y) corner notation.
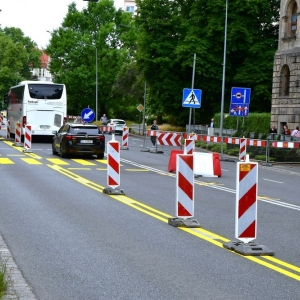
top-left (7, 120), bottom-right (10, 139)
top-left (271, 141), bottom-right (300, 148)
top-left (176, 154), bottom-right (194, 218)
top-left (107, 139), bottom-right (120, 188)
top-left (15, 122), bottom-right (21, 145)
top-left (224, 137), bottom-right (240, 144)
top-left (202, 135), bottom-right (222, 143)
top-left (98, 126), bottom-right (113, 133)
top-left (247, 139), bottom-right (266, 147)
top-left (184, 139), bottom-right (194, 154)
top-left (157, 132), bottom-right (181, 146)
top-left (235, 161), bottom-right (258, 243)
top-left (239, 138), bottom-right (247, 161)
top-left (24, 125), bottom-right (32, 150)
top-left (121, 126), bottom-right (129, 149)
top-left (147, 130), bottom-right (159, 136)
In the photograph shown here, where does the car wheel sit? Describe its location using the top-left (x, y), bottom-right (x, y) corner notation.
top-left (52, 143), bottom-right (58, 155)
top-left (97, 153), bottom-right (104, 159)
top-left (60, 145), bottom-right (66, 158)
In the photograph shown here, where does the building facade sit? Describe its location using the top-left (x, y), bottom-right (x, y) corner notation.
top-left (272, 0), bottom-right (300, 133)
top-left (31, 50), bottom-right (52, 82)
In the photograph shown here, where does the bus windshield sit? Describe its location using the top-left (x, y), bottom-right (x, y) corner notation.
top-left (28, 84), bottom-right (64, 100)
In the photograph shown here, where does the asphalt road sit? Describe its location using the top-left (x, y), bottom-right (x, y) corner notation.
top-left (0, 129), bottom-right (300, 299)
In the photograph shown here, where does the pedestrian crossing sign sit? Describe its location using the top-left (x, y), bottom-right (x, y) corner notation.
top-left (182, 88), bottom-right (202, 108)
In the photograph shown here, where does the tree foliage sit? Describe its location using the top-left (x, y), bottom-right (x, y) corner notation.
top-left (45, 0), bottom-right (136, 118)
top-left (0, 27), bottom-right (41, 102)
top-left (135, 0), bottom-right (279, 125)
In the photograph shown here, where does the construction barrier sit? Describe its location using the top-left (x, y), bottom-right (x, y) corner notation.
top-left (176, 154), bottom-right (194, 218)
top-left (121, 126), bottom-right (129, 150)
top-left (23, 125), bottom-right (32, 152)
top-left (184, 139), bottom-right (194, 154)
top-left (7, 120), bottom-right (10, 139)
top-left (98, 126), bottom-right (113, 133)
top-left (14, 122), bottom-right (21, 146)
top-left (223, 157), bottom-right (274, 255)
top-left (168, 150), bottom-right (184, 172)
top-left (239, 138), bottom-right (246, 161)
top-left (157, 132), bottom-right (182, 147)
top-left (103, 135), bottom-right (124, 195)
top-left (194, 152), bottom-right (222, 177)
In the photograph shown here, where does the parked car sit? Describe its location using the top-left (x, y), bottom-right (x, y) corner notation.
top-left (52, 123), bottom-right (105, 159)
top-left (107, 119), bottom-right (126, 135)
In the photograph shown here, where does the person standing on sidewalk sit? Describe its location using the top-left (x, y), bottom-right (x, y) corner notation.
top-left (150, 120), bottom-right (159, 147)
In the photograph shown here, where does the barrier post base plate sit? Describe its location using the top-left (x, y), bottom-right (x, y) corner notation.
top-left (121, 146), bottom-right (129, 150)
top-left (168, 217), bottom-right (201, 228)
top-left (141, 148), bottom-right (150, 152)
top-left (223, 240), bottom-right (274, 256)
top-left (150, 149), bottom-right (164, 154)
top-left (23, 149), bottom-right (33, 153)
top-left (103, 187), bottom-right (125, 195)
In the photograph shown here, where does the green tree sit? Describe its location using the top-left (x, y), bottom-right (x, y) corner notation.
top-left (45, 0), bottom-right (135, 118)
top-left (0, 27), bottom-right (41, 99)
top-left (135, 0), bottom-right (279, 125)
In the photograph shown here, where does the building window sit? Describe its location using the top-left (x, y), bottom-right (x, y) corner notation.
top-left (126, 6), bottom-right (135, 13)
top-left (279, 65), bottom-right (290, 96)
top-left (291, 4), bottom-right (297, 36)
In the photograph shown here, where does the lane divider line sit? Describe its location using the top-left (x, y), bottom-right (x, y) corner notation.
top-left (47, 164), bottom-right (300, 282)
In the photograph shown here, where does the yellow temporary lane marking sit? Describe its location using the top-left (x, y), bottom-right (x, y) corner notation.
top-left (21, 158), bottom-right (42, 165)
top-left (96, 168), bottom-right (107, 171)
top-left (95, 159), bottom-right (108, 165)
top-left (71, 159), bottom-right (96, 166)
top-left (46, 158), bottom-right (69, 165)
top-left (0, 158), bottom-right (14, 164)
top-left (68, 168), bottom-right (91, 170)
top-left (47, 164), bottom-right (300, 282)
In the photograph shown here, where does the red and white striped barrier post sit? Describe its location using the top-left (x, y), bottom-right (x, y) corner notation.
top-left (168, 154), bottom-right (200, 228)
top-left (103, 135), bottom-right (125, 195)
top-left (23, 125), bottom-right (32, 152)
top-left (184, 139), bottom-right (194, 154)
top-left (13, 121), bottom-right (21, 146)
top-left (223, 156), bottom-right (274, 255)
top-left (7, 120), bottom-right (10, 139)
top-left (239, 138), bottom-right (247, 161)
top-left (121, 126), bottom-right (129, 150)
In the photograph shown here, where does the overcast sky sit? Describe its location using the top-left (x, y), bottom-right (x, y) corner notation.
top-left (0, 0), bottom-right (124, 49)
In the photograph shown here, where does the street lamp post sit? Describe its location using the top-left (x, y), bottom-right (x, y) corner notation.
top-left (219, 0), bottom-right (228, 158)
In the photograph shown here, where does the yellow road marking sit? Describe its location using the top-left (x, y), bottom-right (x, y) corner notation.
top-left (0, 158), bottom-right (14, 164)
top-left (95, 159), bottom-right (108, 164)
top-left (46, 158), bottom-right (69, 165)
top-left (21, 158), bottom-right (42, 165)
top-left (71, 159), bottom-right (96, 166)
top-left (47, 164), bottom-right (300, 282)
top-left (68, 168), bottom-right (91, 170)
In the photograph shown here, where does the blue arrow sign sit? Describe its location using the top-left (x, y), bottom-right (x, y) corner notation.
top-left (81, 108), bottom-right (95, 122)
top-left (182, 88), bottom-right (202, 108)
top-left (229, 103), bottom-right (249, 117)
top-left (231, 87), bottom-right (251, 104)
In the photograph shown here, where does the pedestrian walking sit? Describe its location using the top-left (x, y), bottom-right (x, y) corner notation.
top-left (100, 114), bottom-right (107, 125)
top-left (150, 120), bottom-right (159, 147)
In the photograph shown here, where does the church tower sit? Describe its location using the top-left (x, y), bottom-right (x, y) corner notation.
top-left (272, 0), bottom-right (300, 133)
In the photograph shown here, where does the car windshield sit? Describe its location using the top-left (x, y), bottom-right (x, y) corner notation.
top-left (70, 126), bottom-right (99, 135)
top-left (113, 120), bottom-right (125, 125)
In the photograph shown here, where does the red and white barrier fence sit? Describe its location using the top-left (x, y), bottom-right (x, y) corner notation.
top-left (14, 122), bottom-right (21, 146)
top-left (239, 138), bottom-right (246, 161)
top-left (121, 126), bottom-right (129, 150)
top-left (98, 126), bottom-right (113, 133)
top-left (7, 120), bottom-right (10, 139)
top-left (235, 159), bottom-right (258, 242)
top-left (24, 125), bottom-right (32, 152)
top-left (176, 154), bottom-right (194, 218)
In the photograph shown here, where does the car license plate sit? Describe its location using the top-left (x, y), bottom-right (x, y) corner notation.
top-left (80, 140), bottom-right (93, 144)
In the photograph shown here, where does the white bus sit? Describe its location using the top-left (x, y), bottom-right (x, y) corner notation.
top-left (5, 81), bottom-right (67, 140)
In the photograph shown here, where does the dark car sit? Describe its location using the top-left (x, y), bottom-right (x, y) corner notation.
top-left (52, 123), bottom-right (105, 159)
